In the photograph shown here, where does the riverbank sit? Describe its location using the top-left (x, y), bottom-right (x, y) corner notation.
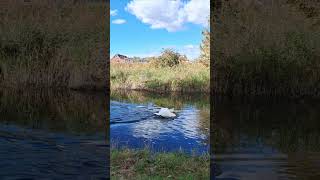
top-left (110, 62), bottom-right (209, 93)
top-left (0, 1), bottom-right (108, 91)
top-left (111, 148), bottom-right (209, 179)
top-left (111, 90), bottom-right (210, 110)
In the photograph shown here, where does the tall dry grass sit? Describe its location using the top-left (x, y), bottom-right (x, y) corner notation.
top-left (212, 0), bottom-right (320, 97)
top-left (111, 62), bottom-right (209, 93)
top-left (0, 0), bottom-right (108, 90)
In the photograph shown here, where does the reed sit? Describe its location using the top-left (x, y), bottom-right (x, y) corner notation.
top-left (0, 0), bottom-right (108, 90)
top-left (212, 0), bottom-right (320, 97)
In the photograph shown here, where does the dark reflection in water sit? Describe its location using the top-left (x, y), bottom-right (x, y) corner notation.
top-left (0, 89), bottom-right (108, 179)
top-left (110, 91), bottom-right (210, 154)
top-left (212, 96), bottom-right (320, 180)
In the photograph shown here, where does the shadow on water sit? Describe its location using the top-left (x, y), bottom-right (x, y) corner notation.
top-left (212, 96), bottom-right (320, 180)
top-left (110, 90), bottom-right (210, 154)
top-left (0, 88), bottom-right (108, 179)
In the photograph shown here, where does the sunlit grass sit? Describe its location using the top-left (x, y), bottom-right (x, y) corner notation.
top-left (110, 62), bottom-right (209, 93)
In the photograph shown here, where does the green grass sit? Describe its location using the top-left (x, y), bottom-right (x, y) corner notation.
top-left (110, 62), bottom-right (209, 93)
top-left (111, 148), bottom-right (210, 180)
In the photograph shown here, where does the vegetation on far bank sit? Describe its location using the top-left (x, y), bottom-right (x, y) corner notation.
top-left (111, 147), bottom-right (210, 180)
top-left (212, 0), bottom-right (320, 97)
top-left (111, 61), bottom-right (209, 93)
top-left (111, 90), bottom-right (209, 109)
top-left (0, 0), bottom-right (108, 90)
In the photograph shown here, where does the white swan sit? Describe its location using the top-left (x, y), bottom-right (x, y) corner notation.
top-left (154, 108), bottom-right (176, 118)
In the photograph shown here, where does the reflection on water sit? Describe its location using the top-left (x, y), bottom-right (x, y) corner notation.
top-left (213, 97), bottom-right (320, 180)
top-left (0, 89), bottom-right (108, 179)
top-left (110, 91), bottom-right (210, 154)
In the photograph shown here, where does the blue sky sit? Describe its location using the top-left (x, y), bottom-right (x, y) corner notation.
top-left (110, 0), bottom-right (209, 60)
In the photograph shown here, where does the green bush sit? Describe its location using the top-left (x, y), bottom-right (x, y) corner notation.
top-left (151, 49), bottom-right (182, 67)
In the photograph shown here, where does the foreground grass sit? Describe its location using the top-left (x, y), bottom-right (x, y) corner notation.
top-left (110, 62), bottom-right (209, 93)
top-left (111, 148), bottom-right (210, 180)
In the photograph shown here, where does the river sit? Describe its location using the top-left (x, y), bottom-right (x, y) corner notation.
top-left (0, 89), bottom-right (108, 179)
top-left (110, 90), bottom-right (210, 154)
top-left (213, 96), bottom-right (320, 180)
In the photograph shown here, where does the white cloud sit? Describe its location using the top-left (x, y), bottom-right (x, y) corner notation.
top-left (184, 0), bottom-right (210, 26)
top-left (112, 19), bottom-right (126, 25)
top-left (126, 0), bottom-right (185, 32)
top-left (179, 44), bottom-right (200, 60)
top-left (110, 9), bottom-right (118, 16)
top-left (126, 0), bottom-right (209, 32)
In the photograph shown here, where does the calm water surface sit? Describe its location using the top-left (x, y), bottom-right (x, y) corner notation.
top-left (213, 97), bottom-right (320, 180)
top-left (0, 89), bottom-right (108, 179)
top-left (110, 91), bottom-right (209, 154)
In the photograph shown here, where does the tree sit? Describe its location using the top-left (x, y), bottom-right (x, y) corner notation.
top-left (199, 20), bottom-right (210, 67)
top-left (152, 48), bottom-right (182, 67)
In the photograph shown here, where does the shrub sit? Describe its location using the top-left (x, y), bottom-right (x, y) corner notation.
top-left (151, 49), bottom-right (182, 67)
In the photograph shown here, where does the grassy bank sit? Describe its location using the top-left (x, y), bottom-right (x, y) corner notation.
top-left (111, 90), bottom-right (209, 110)
top-left (0, 0), bottom-right (108, 90)
top-left (111, 148), bottom-right (209, 180)
top-left (110, 62), bottom-right (209, 93)
top-left (212, 0), bottom-right (320, 97)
